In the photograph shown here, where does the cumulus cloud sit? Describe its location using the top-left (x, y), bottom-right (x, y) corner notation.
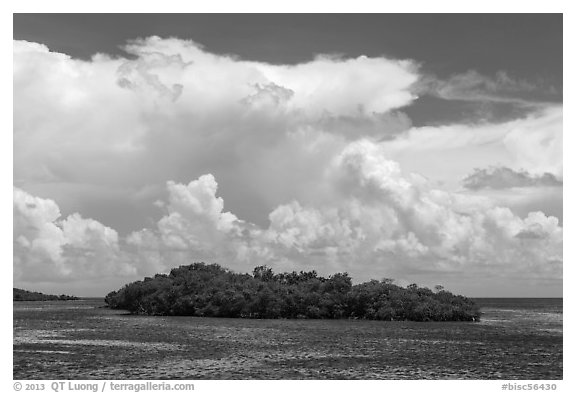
top-left (15, 135), bottom-right (562, 288)
top-left (13, 188), bottom-right (133, 284)
top-left (13, 37), bottom-right (562, 295)
top-left (120, 140), bottom-right (562, 285)
top-left (14, 147), bottom-right (562, 295)
top-left (14, 37), bottom-right (421, 226)
top-left (462, 166), bottom-right (562, 190)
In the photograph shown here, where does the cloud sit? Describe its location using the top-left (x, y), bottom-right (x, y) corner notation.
top-left (124, 174), bottom-right (259, 276)
top-left (14, 37), bottom-right (420, 227)
top-left (13, 37), bottom-right (562, 295)
top-left (379, 106), bottom-right (563, 188)
top-left (462, 166), bottom-right (562, 190)
top-left (120, 140), bottom-right (562, 286)
top-left (422, 70), bottom-right (559, 105)
top-left (323, 141), bottom-right (561, 277)
top-left (503, 106), bottom-right (563, 179)
top-left (14, 140), bottom-right (562, 295)
top-left (13, 188), bottom-right (133, 284)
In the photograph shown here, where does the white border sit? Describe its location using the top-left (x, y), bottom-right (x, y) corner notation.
top-left (3, 2), bottom-right (572, 392)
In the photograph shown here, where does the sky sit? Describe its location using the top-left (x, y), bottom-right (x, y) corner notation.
top-left (13, 14), bottom-right (563, 297)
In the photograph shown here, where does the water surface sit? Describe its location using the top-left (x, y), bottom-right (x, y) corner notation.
top-left (13, 298), bottom-right (562, 379)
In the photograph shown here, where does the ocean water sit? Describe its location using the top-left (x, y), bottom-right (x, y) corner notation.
top-left (13, 298), bottom-right (562, 379)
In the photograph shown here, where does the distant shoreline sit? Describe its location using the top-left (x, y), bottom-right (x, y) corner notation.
top-left (13, 288), bottom-right (79, 302)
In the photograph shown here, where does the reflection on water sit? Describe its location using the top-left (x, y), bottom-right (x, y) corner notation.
top-left (13, 298), bottom-right (562, 380)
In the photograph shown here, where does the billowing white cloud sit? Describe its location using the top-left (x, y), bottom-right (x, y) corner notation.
top-left (14, 144), bottom-right (562, 294)
top-left (14, 37), bottom-right (420, 227)
top-left (13, 37), bottom-right (562, 296)
top-left (13, 188), bottom-right (133, 284)
top-left (14, 187), bottom-right (66, 266)
top-left (120, 140), bottom-right (562, 287)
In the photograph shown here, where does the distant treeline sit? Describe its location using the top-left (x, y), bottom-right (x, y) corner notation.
top-left (105, 263), bottom-right (480, 322)
top-left (13, 288), bottom-right (79, 301)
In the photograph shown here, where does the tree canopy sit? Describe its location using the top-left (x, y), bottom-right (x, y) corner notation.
top-left (13, 288), bottom-right (79, 301)
top-left (105, 263), bottom-right (481, 322)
